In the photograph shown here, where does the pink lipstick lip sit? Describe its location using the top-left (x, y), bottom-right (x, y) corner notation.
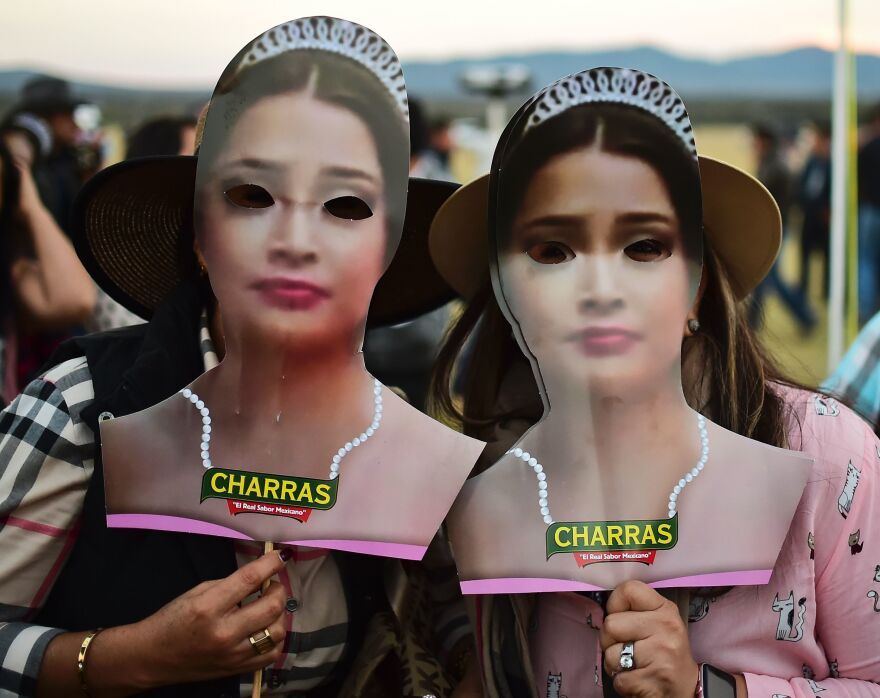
top-left (252, 277), bottom-right (330, 295)
top-left (568, 326), bottom-right (643, 357)
top-left (251, 277), bottom-right (331, 309)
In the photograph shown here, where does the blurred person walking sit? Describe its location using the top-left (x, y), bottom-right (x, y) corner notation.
top-left (407, 98), bottom-right (453, 181)
top-left (858, 104), bottom-right (880, 324)
top-left (0, 111), bottom-right (56, 217)
top-left (430, 115), bottom-right (454, 170)
top-left (797, 120), bottom-right (832, 299)
top-left (126, 115), bottom-right (198, 159)
top-left (8, 76), bottom-right (93, 234)
top-left (748, 123), bottom-right (816, 332)
top-left (0, 138), bottom-right (95, 404)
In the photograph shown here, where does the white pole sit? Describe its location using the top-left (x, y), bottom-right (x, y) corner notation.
top-left (486, 97), bottom-right (508, 141)
top-left (828, 0), bottom-right (850, 370)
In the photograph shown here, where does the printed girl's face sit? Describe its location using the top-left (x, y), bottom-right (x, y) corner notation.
top-left (499, 146), bottom-right (693, 395)
top-left (197, 91), bottom-right (387, 351)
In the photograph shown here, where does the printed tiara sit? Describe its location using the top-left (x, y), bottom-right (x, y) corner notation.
top-left (524, 67), bottom-right (696, 158)
top-left (237, 16), bottom-right (408, 121)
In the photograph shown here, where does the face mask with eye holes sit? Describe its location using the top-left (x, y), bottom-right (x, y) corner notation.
top-left (224, 183), bottom-right (374, 221)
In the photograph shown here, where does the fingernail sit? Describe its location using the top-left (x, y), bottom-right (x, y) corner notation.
top-left (278, 547), bottom-right (294, 562)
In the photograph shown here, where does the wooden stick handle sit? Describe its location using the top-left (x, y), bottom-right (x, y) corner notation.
top-left (251, 541), bottom-right (275, 698)
top-left (662, 587), bottom-right (691, 625)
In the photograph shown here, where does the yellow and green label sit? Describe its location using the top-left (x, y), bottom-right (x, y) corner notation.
top-left (200, 468), bottom-right (337, 522)
top-left (546, 515), bottom-right (678, 566)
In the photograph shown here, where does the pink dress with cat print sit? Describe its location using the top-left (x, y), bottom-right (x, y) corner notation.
top-left (529, 387), bottom-right (880, 698)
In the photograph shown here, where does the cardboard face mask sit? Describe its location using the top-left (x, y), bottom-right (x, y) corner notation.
top-left (99, 17), bottom-right (484, 560)
top-left (446, 68), bottom-right (813, 592)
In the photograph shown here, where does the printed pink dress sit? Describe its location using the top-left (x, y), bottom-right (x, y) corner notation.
top-left (529, 388), bottom-right (880, 698)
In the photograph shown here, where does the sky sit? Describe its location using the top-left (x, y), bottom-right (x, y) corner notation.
top-left (2, 0), bottom-right (880, 89)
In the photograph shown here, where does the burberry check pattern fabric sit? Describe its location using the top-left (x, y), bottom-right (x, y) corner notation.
top-left (0, 319), bottom-right (353, 696)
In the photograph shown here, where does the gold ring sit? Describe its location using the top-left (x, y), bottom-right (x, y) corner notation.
top-left (248, 628), bottom-right (275, 655)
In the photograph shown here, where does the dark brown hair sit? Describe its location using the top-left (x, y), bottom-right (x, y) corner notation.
top-left (493, 103), bottom-right (702, 268)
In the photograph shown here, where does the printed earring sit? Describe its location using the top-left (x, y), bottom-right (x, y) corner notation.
top-left (687, 318), bottom-right (701, 334)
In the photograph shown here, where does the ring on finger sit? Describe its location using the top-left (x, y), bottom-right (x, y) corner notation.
top-left (248, 627), bottom-right (275, 655)
top-left (618, 641), bottom-right (635, 672)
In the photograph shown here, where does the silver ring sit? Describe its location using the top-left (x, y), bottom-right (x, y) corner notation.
top-left (619, 641), bottom-right (635, 671)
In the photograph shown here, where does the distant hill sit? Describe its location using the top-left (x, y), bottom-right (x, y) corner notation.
top-left (402, 46), bottom-right (880, 100)
top-left (0, 69), bottom-right (207, 102)
top-left (1, 45), bottom-right (877, 130)
top-left (1, 45), bottom-right (879, 101)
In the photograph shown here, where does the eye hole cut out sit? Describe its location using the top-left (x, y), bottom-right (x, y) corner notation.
top-left (224, 184), bottom-right (275, 209)
top-left (323, 196), bottom-right (373, 221)
top-left (624, 239), bottom-right (672, 263)
top-left (526, 241), bottom-right (575, 265)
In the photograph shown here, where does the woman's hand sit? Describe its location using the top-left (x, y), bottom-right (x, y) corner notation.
top-left (130, 548), bottom-right (290, 688)
top-left (14, 158), bottom-right (46, 220)
top-left (599, 581), bottom-right (699, 698)
top-left (37, 549), bottom-right (292, 697)
top-left (9, 154), bottom-right (97, 328)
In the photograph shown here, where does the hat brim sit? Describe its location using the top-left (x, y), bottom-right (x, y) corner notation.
top-left (428, 155), bottom-right (781, 301)
top-left (72, 156), bottom-right (458, 328)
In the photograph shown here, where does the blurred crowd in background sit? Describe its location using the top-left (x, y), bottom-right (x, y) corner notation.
top-left (3, 72), bottom-right (880, 412)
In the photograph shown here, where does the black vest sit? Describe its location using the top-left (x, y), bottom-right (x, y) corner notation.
top-left (33, 282), bottom-right (383, 697)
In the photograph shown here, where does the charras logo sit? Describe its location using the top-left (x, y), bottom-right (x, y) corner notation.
top-left (545, 515), bottom-right (678, 567)
top-left (200, 468), bottom-right (337, 522)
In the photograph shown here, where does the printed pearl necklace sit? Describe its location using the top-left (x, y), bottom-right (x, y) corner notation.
top-left (508, 413), bottom-right (709, 525)
top-left (180, 378), bottom-right (384, 480)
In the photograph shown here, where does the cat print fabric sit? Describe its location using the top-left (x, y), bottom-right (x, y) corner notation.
top-left (772, 592), bottom-right (807, 642)
top-left (528, 387), bottom-right (880, 698)
top-left (814, 395), bottom-right (840, 417)
top-left (529, 593), bottom-right (603, 698)
top-left (688, 595), bottom-right (713, 623)
top-left (546, 672), bottom-right (566, 698)
top-left (806, 678), bottom-right (827, 694)
top-left (849, 530), bottom-right (864, 555)
top-left (837, 461), bottom-right (861, 518)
